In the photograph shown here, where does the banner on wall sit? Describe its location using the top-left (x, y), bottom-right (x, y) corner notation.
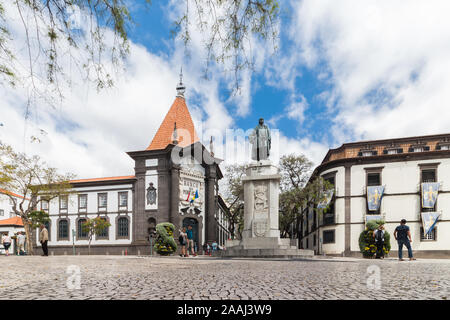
top-left (367, 186), bottom-right (384, 211)
top-left (421, 212), bottom-right (440, 235)
top-left (421, 182), bottom-right (440, 208)
top-left (317, 190), bottom-right (334, 209)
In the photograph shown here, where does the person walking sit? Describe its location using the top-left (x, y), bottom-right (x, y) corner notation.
top-left (17, 232), bottom-right (26, 255)
top-left (186, 225), bottom-right (196, 257)
top-left (39, 224), bottom-right (49, 256)
top-left (1, 233), bottom-right (12, 256)
top-left (178, 227), bottom-right (188, 257)
top-left (373, 224), bottom-right (385, 259)
top-left (394, 219), bottom-right (416, 261)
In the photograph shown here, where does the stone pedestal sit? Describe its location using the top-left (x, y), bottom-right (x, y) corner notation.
top-left (220, 160), bottom-right (314, 259)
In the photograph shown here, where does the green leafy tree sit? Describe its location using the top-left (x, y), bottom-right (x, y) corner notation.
top-left (222, 163), bottom-right (248, 239)
top-left (278, 154), bottom-right (334, 239)
top-left (0, 141), bottom-right (74, 255)
top-left (81, 217), bottom-right (111, 255)
top-left (28, 210), bottom-right (51, 228)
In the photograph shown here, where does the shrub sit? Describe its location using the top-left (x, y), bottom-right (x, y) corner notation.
top-left (358, 219), bottom-right (390, 258)
top-left (154, 223), bottom-right (177, 255)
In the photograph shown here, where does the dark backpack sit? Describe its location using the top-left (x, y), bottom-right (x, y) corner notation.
top-left (376, 230), bottom-right (383, 242)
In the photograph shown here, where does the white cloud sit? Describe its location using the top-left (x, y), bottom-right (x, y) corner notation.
top-left (273, 0), bottom-right (450, 147)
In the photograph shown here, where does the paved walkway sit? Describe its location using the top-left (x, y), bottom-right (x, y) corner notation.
top-left (0, 255), bottom-right (448, 300)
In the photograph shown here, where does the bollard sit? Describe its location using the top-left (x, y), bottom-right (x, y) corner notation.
top-left (51, 251), bottom-right (54, 256)
top-left (121, 250), bottom-right (124, 256)
top-left (64, 251), bottom-right (67, 255)
top-left (137, 250), bottom-right (140, 256)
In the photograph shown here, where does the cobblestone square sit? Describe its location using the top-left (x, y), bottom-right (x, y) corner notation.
top-left (0, 255), bottom-right (449, 300)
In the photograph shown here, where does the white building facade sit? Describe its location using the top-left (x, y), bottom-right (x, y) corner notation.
top-left (35, 178), bottom-right (135, 255)
top-left (301, 134), bottom-right (450, 258)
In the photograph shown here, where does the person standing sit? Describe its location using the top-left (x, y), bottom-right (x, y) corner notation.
top-left (1, 233), bottom-right (12, 256)
top-left (178, 227), bottom-right (188, 257)
top-left (373, 224), bottom-right (385, 259)
top-left (394, 219), bottom-right (416, 261)
top-left (39, 224), bottom-right (49, 256)
top-left (186, 225), bottom-right (196, 257)
top-left (17, 232), bottom-right (26, 255)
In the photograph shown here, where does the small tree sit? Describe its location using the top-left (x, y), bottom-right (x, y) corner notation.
top-left (81, 217), bottom-right (111, 255)
top-left (28, 210), bottom-right (51, 228)
top-left (0, 141), bottom-right (74, 255)
top-left (223, 164), bottom-right (248, 239)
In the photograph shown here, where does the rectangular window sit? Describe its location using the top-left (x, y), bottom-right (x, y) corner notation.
top-left (367, 173), bottom-right (381, 186)
top-left (421, 169), bottom-right (436, 183)
top-left (60, 195), bottom-right (68, 210)
top-left (323, 230), bottom-right (335, 244)
top-left (118, 192), bottom-right (128, 209)
top-left (421, 168), bottom-right (437, 212)
top-left (440, 145), bottom-right (450, 150)
top-left (420, 227), bottom-right (436, 241)
top-left (0, 209), bottom-right (3, 216)
top-left (322, 176), bottom-right (335, 225)
top-left (98, 193), bottom-right (107, 210)
top-left (41, 200), bottom-right (49, 211)
top-left (79, 194), bottom-right (87, 210)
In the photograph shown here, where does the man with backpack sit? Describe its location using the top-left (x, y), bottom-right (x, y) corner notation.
top-left (373, 224), bottom-right (385, 259)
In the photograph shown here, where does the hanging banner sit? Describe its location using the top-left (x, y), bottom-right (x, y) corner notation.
top-left (421, 182), bottom-right (439, 208)
top-left (421, 212), bottom-right (440, 235)
top-left (367, 186), bottom-right (384, 211)
top-left (317, 189), bottom-right (334, 209)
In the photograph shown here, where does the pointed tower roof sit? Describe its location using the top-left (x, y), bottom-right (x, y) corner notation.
top-left (146, 74), bottom-right (200, 150)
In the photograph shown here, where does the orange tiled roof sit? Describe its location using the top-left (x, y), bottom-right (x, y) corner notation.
top-left (0, 217), bottom-right (24, 226)
top-left (70, 176), bottom-right (136, 183)
top-left (147, 96), bottom-right (199, 150)
top-left (0, 188), bottom-right (25, 199)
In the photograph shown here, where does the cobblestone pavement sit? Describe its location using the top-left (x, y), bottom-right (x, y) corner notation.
top-left (0, 255), bottom-right (449, 300)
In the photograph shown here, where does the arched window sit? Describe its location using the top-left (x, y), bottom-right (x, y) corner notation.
top-left (97, 217), bottom-right (108, 238)
top-left (118, 217), bottom-right (129, 238)
top-left (77, 218), bottom-right (88, 238)
top-left (58, 220), bottom-right (69, 240)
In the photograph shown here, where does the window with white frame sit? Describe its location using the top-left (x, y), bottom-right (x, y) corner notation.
top-left (79, 194), bottom-right (87, 211)
top-left (60, 195), bottom-right (68, 211)
top-left (118, 192), bottom-right (128, 209)
top-left (420, 227), bottom-right (436, 241)
top-left (41, 200), bottom-right (49, 211)
top-left (98, 193), bottom-right (107, 210)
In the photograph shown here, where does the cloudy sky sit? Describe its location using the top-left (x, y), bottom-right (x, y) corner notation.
top-left (1, 0), bottom-right (450, 179)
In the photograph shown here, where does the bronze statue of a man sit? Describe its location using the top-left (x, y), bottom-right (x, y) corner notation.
top-left (250, 118), bottom-right (271, 161)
